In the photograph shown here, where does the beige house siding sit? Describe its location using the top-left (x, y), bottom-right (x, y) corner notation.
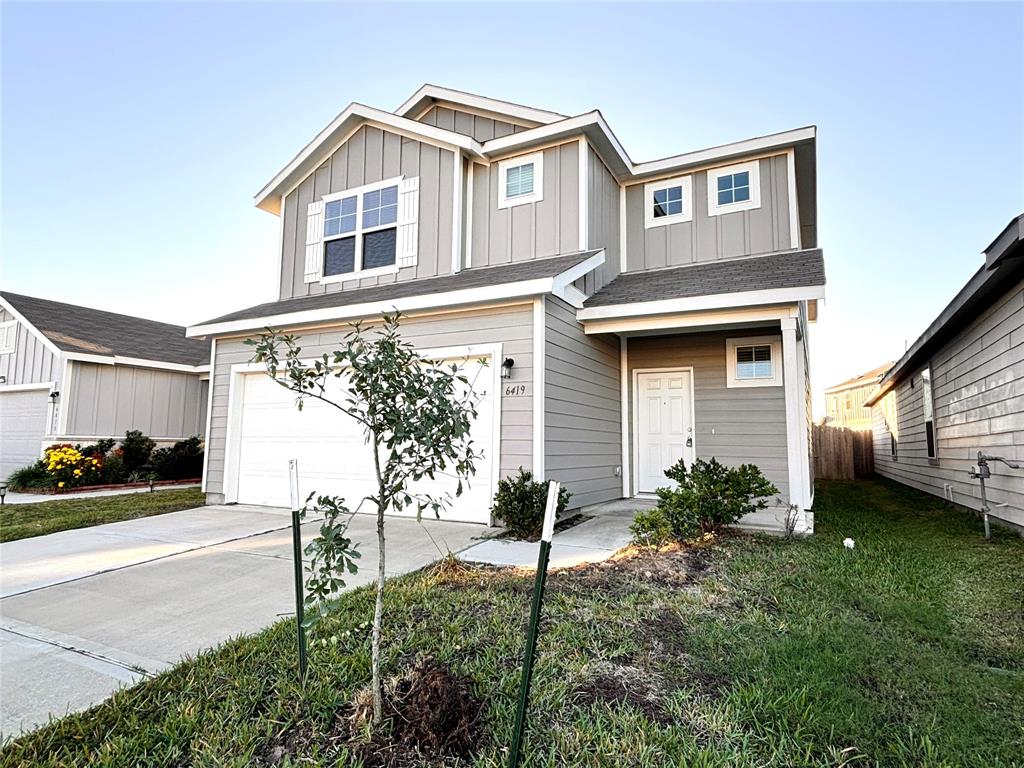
top-left (825, 382), bottom-right (877, 430)
top-left (417, 105), bottom-right (528, 142)
top-left (205, 305), bottom-right (534, 502)
top-left (585, 145), bottom-right (621, 294)
top-left (624, 154), bottom-right (794, 272)
top-left (872, 276), bottom-right (1024, 529)
top-left (544, 297), bottom-right (621, 509)
top-left (626, 330), bottom-right (790, 499)
top-left (64, 361), bottom-right (208, 440)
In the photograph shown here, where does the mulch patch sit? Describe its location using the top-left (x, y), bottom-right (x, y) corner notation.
top-left (574, 662), bottom-right (672, 724)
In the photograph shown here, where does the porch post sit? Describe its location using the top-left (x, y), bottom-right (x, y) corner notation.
top-left (781, 317), bottom-right (812, 531)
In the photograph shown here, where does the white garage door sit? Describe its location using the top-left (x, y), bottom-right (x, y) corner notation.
top-left (0, 388), bottom-right (49, 480)
top-left (231, 357), bottom-right (496, 524)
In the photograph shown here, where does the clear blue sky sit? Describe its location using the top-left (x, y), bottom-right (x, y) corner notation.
top-left (2, 2), bottom-right (1022, 417)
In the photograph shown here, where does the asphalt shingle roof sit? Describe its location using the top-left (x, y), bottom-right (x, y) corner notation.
top-left (583, 249), bottom-right (825, 308)
top-left (1, 292), bottom-right (209, 366)
top-left (196, 250), bottom-right (603, 326)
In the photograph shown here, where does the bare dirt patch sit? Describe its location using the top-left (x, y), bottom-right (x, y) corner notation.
top-left (574, 661), bottom-right (671, 723)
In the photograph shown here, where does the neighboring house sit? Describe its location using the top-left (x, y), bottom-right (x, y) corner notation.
top-left (866, 213), bottom-right (1024, 531)
top-left (0, 292), bottom-right (210, 479)
top-left (823, 363), bottom-right (891, 430)
top-left (187, 84), bottom-right (825, 533)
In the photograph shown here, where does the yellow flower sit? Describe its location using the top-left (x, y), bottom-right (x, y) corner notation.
top-left (58, 482), bottom-right (65, 488)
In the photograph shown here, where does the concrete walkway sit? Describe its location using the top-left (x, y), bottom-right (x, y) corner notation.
top-left (1, 483), bottom-right (200, 505)
top-left (0, 505), bottom-right (487, 737)
top-left (458, 499), bottom-right (645, 568)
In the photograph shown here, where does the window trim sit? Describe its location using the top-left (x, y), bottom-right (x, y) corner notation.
top-left (497, 151), bottom-right (544, 209)
top-left (725, 335), bottom-right (782, 388)
top-left (0, 320), bottom-right (16, 355)
top-left (643, 174), bottom-right (693, 228)
top-left (707, 160), bottom-right (761, 216)
top-left (320, 176), bottom-right (403, 283)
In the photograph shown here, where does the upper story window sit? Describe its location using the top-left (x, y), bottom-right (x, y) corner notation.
top-left (726, 336), bottom-right (782, 388)
top-left (707, 160), bottom-right (761, 216)
top-left (498, 151), bottom-right (544, 209)
top-left (644, 175), bottom-right (693, 228)
top-left (0, 320), bottom-right (16, 355)
top-left (320, 178), bottom-right (403, 282)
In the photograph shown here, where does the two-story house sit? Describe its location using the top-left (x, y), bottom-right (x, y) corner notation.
top-left (187, 85), bottom-right (824, 533)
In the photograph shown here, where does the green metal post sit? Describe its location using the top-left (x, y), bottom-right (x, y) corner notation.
top-left (288, 459), bottom-right (308, 681)
top-left (508, 481), bottom-right (560, 768)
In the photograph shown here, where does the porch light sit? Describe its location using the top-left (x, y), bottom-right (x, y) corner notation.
top-left (48, 390), bottom-right (60, 401)
top-left (500, 357), bottom-right (515, 379)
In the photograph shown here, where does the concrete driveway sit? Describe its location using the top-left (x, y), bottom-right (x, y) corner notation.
top-left (0, 505), bottom-right (487, 737)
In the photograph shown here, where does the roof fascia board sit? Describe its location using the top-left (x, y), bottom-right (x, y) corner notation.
top-left (395, 85), bottom-right (566, 125)
top-left (64, 352), bottom-right (209, 374)
top-left (0, 295), bottom-right (64, 358)
top-left (255, 103), bottom-right (484, 213)
top-left (577, 285), bottom-right (826, 322)
top-left (580, 305), bottom-right (797, 336)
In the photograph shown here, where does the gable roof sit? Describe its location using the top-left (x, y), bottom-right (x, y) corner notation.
top-left (187, 250), bottom-right (605, 338)
top-left (395, 84), bottom-right (567, 126)
top-left (0, 291), bottom-right (209, 367)
top-left (824, 363), bottom-right (892, 394)
top-left (865, 212), bottom-right (1024, 407)
top-left (580, 249), bottom-right (825, 315)
top-left (255, 83), bottom-right (817, 223)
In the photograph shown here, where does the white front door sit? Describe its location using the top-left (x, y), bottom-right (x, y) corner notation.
top-left (635, 370), bottom-right (694, 494)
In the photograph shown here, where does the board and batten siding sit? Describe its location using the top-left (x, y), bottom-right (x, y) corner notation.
top-left (624, 155), bottom-right (793, 272)
top-left (0, 309), bottom-right (60, 387)
top-left (205, 305), bottom-right (534, 502)
top-left (417, 105), bottom-right (528, 143)
top-left (469, 141), bottom-right (580, 268)
top-left (627, 330), bottom-right (790, 498)
top-left (872, 276), bottom-right (1024, 529)
top-left (65, 361), bottom-right (208, 440)
top-left (544, 297), bottom-right (622, 508)
top-left (584, 145), bottom-right (621, 295)
top-left (279, 125), bottom-right (455, 300)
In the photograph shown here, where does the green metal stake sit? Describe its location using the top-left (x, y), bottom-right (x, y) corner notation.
top-left (508, 481), bottom-right (560, 768)
top-left (288, 459), bottom-right (308, 681)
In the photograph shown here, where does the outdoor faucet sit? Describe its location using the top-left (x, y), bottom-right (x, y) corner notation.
top-left (968, 452), bottom-right (1023, 540)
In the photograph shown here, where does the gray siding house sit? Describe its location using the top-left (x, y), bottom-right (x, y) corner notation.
top-left (188, 85), bottom-right (825, 532)
top-left (866, 214), bottom-right (1024, 531)
top-left (0, 292), bottom-right (210, 479)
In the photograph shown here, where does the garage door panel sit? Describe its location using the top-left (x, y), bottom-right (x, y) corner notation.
top-left (233, 360), bottom-right (494, 524)
top-left (0, 389), bottom-right (49, 479)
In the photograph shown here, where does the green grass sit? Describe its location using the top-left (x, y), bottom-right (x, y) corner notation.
top-left (0, 488), bottom-right (206, 542)
top-left (3, 478), bottom-right (1022, 766)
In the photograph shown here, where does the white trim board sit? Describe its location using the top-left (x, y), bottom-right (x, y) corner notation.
top-left (0, 295), bottom-right (63, 358)
top-left (63, 352), bottom-right (209, 374)
top-left (188, 251), bottom-right (605, 338)
top-left (0, 381), bottom-right (55, 393)
top-left (532, 298), bottom-right (546, 480)
top-left (576, 285), bottom-right (825, 323)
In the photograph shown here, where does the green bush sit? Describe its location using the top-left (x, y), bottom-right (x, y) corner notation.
top-left (629, 507), bottom-right (674, 548)
top-left (491, 467), bottom-right (572, 539)
top-left (641, 457), bottom-right (778, 543)
top-left (6, 460), bottom-right (50, 490)
top-left (121, 430), bottom-right (155, 473)
top-left (101, 452), bottom-right (127, 484)
top-left (150, 437), bottom-right (204, 480)
top-left (79, 438), bottom-right (116, 458)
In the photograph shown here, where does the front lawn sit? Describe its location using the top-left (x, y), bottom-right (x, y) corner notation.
top-left (0, 487), bottom-right (206, 543)
top-left (3, 479), bottom-right (1022, 766)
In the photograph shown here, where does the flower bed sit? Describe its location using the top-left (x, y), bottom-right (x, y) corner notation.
top-left (20, 478), bottom-right (201, 495)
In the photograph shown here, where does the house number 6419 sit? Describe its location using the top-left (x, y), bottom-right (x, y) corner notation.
top-left (503, 383), bottom-right (528, 397)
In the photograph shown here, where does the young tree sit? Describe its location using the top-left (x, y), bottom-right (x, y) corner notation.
top-left (246, 313), bottom-right (482, 723)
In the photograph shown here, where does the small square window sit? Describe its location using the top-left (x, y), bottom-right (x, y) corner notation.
top-left (644, 175), bottom-right (692, 228)
top-left (727, 336), bottom-right (781, 388)
top-left (735, 344), bottom-right (773, 380)
top-left (653, 186), bottom-right (683, 218)
top-left (708, 162), bottom-right (760, 216)
top-left (498, 152), bottom-right (544, 209)
top-left (505, 163), bottom-right (534, 199)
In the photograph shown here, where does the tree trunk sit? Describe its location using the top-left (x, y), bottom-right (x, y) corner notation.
top-left (371, 435), bottom-right (386, 724)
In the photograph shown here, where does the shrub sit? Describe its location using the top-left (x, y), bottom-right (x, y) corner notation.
top-left (629, 507), bottom-right (674, 548)
top-left (491, 467), bottom-right (572, 539)
top-left (6, 460), bottom-right (50, 490)
top-left (121, 430), bottom-right (155, 473)
top-left (101, 451), bottom-right (127, 484)
top-left (150, 436), bottom-right (204, 480)
top-left (643, 457), bottom-right (778, 543)
top-left (44, 444), bottom-right (103, 490)
top-left (79, 438), bottom-right (116, 458)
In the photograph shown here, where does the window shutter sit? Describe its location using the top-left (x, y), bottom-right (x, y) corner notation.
top-left (304, 200), bottom-right (325, 283)
top-left (396, 176), bottom-right (419, 268)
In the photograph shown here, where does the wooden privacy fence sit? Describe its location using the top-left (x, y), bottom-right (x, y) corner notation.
top-left (812, 424), bottom-right (874, 480)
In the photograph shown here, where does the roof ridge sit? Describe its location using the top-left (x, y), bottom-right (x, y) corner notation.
top-left (1, 290), bottom-right (189, 331)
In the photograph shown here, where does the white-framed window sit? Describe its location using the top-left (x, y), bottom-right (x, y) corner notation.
top-left (0, 320), bottom-right (16, 355)
top-left (921, 364), bottom-right (937, 460)
top-left (498, 151), bottom-right (544, 209)
top-left (644, 175), bottom-right (693, 228)
top-left (726, 336), bottom-right (782, 388)
top-left (320, 176), bottom-right (403, 282)
top-left (707, 160), bottom-right (761, 216)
